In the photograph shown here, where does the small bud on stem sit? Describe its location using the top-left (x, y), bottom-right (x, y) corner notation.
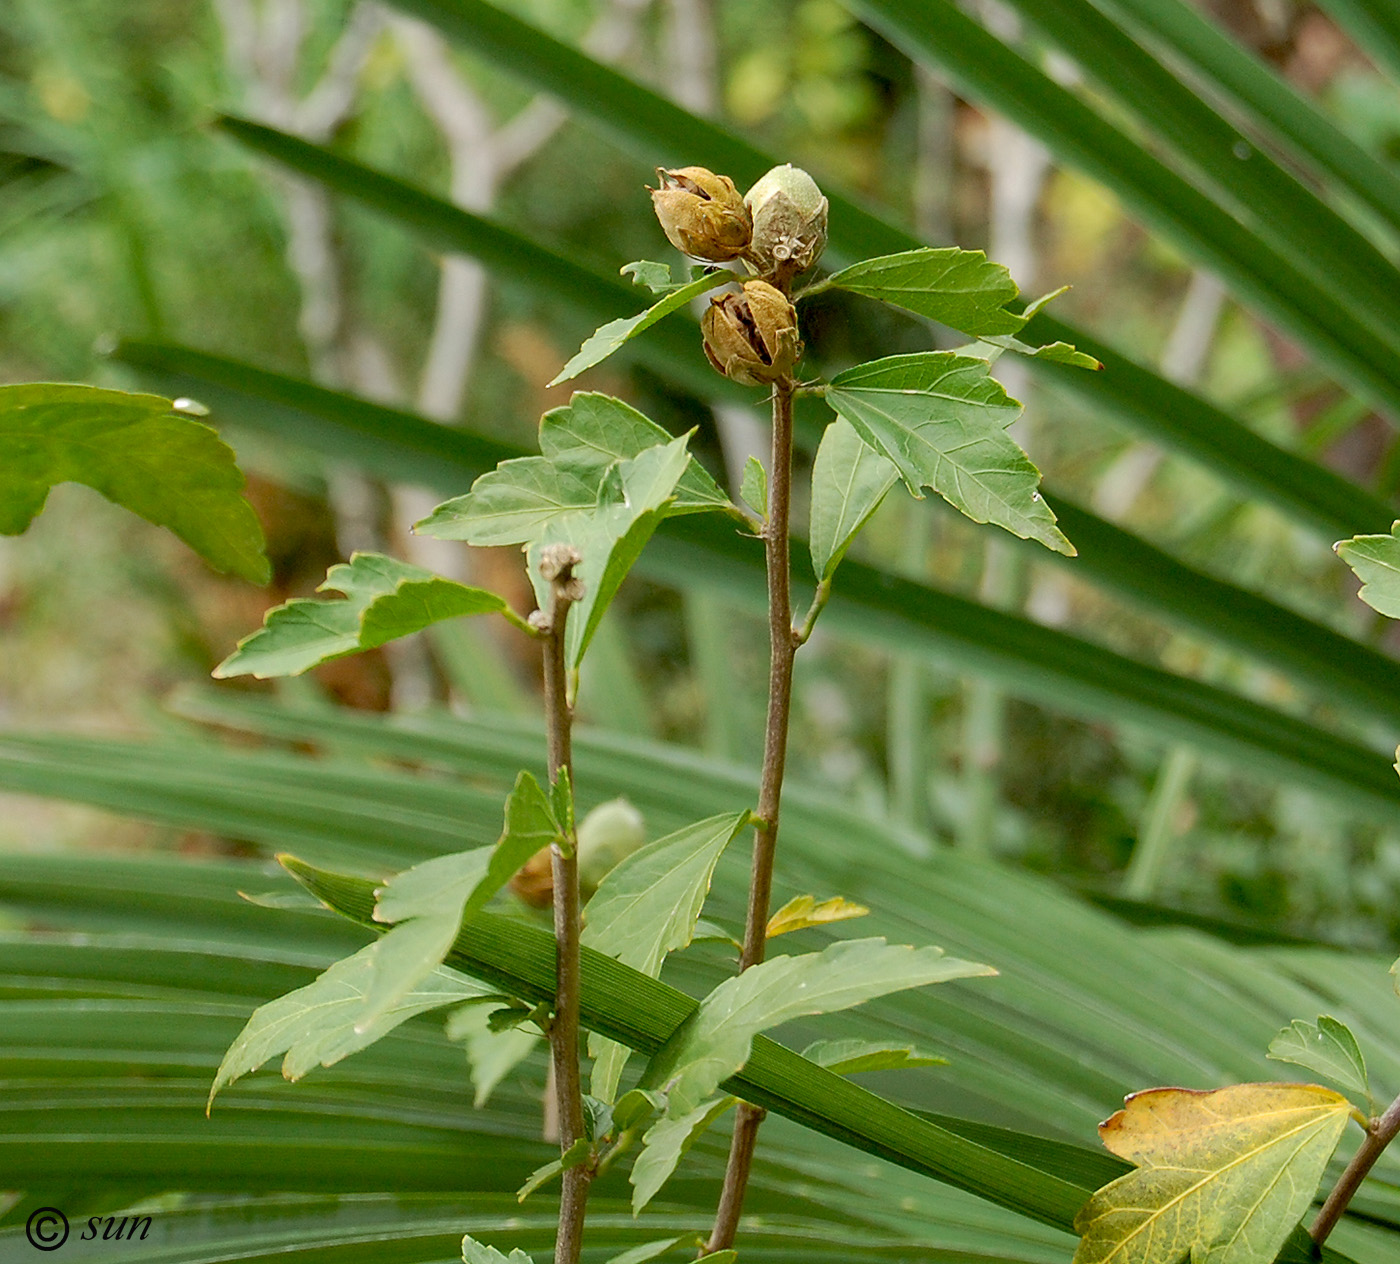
top-left (539, 543), bottom-right (586, 603)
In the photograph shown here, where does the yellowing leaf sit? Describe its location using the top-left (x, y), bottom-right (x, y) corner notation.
top-left (766, 894), bottom-right (870, 938)
top-left (1072, 1082), bottom-right (1354, 1264)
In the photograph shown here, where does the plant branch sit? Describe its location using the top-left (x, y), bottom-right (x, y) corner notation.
top-left (740, 380), bottom-right (797, 970)
top-left (1312, 1091), bottom-right (1400, 1246)
top-left (538, 545), bottom-right (590, 1264)
top-left (706, 377), bottom-right (799, 1254)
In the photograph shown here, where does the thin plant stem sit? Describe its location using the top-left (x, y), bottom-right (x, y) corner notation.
top-left (1121, 746), bottom-right (1198, 899)
top-left (706, 376), bottom-right (798, 1254)
top-left (539, 548), bottom-right (590, 1264)
top-left (1312, 1092), bottom-right (1400, 1246)
top-left (794, 578), bottom-right (831, 647)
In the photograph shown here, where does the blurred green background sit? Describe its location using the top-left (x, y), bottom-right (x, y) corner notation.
top-left (4, 0), bottom-right (1400, 946)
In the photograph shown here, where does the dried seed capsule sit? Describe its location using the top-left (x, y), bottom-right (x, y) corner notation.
top-left (650, 166), bottom-right (752, 262)
top-left (509, 847), bottom-right (553, 908)
top-left (743, 164), bottom-right (828, 280)
top-left (701, 280), bottom-right (801, 386)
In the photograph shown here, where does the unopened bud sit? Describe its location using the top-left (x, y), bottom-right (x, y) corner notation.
top-left (650, 167), bottom-right (751, 262)
top-left (577, 798), bottom-right (646, 894)
top-left (743, 164), bottom-right (828, 279)
top-left (539, 543), bottom-right (585, 602)
top-left (538, 543), bottom-right (582, 583)
top-left (508, 797), bottom-right (647, 909)
top-left (701, 280), bottom-right (801, 387)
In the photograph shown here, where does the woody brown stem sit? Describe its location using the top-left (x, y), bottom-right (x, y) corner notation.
top-left (540, 548), bottom-right (590, 1264)
top-left (1311, 1092), bottom-right (1400, 1246)
top-left (705, 376), bottom-right (798, 1254)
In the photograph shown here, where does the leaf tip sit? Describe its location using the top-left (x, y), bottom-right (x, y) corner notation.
top-left (238, 555), bottom-right (274, 587)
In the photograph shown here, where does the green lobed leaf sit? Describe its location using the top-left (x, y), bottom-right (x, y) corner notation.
top-left (612, 1087), bottom-right (667, 1132)
top-left (621, 260), bottom-right (685, 293)
top-left (583, 812), bottom-right (750, 1101)
top-left (548, 269), bottom-right (733, 386)
top-left (0, 382), bottom-right (269, 583)
top-left (535, 436), bottom-right (694, 668)
top-left (801, 1038), bottom-right (947, 1075)
top-left (214, 552), bottom-right (509, 679)
top-left (207, 947), bottom-right (490, 1108)
top-left (444, 1002), bottom-right (544, 1108)
top-left (640, 937), bottom-right (996, 1118)
top-left (480, 771), bottom-right (562, 917)
top-left (740, 455), bottom-right (768, 519)
top-left (350, 771), bottom-right (559, 1032)
top-left (1337, 523), bottom-right (1400, 619)
top-left (421, 433), bottom-right (695, 668)
top-left (824, 248), bottom-right (1026, 336)
top-left (415, 459), bottom-right (599, 547)
top-left (122, 340), bottom-right (1400, 763)
top-left (1268, 1016), bottom-right (1371, 1101)
top-left (464, 1233), bottom-right (534, 1264)
top-left (486, 1002), bottom-right (539, 1033)
top-left (582, 812), bottom-right (749, 978)
top-left (630, 1097), bottom-right (736, 1214)
top-left (808, 419), bottom-right (899, 582)
top-left (825, 354), bottom-right (1073, 556)
top-left (538, 392), bottom-right (729, 517)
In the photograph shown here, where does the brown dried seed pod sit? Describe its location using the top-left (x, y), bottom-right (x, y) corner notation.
top-left (650, 166), bottom-right (752, 262)
top-left (701, 280), bottom-right (801, 387)
top-left (509, 846), bottom-right (554, 907)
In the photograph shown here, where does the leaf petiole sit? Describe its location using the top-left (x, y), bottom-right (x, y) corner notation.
top-left (794, 578), bottom-right (832, 647)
